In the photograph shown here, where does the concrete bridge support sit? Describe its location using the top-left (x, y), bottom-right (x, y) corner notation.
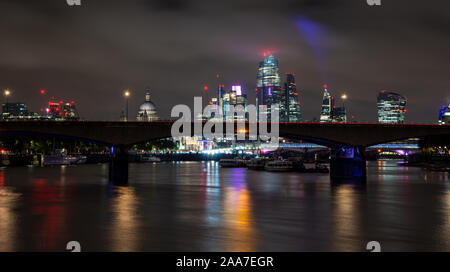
top-left (109, 145), bottom-right (129, 184)
top-left (330, 146), bottom-right (366, 182)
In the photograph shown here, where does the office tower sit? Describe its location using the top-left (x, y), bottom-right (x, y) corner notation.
top-left (282, 73), bottom-right (302, 122)
top-left (216, 84), bottom-right (225, 118)
top-left (377, 91), bottom-right (407, 123)
top-left (439, 104), bottom-right (450, 125)
top-left (43, 98), bottom-right (80, 121)
top-left (61, 102), bottom-right (79, 120)
top-left (256, 53), bottom-right (281, 120)
top-left (320, 85), bottom-right (334, 123)
top-left (1, 102), bottom-right (28, 119)
top-left (217, 85), bottom-right (248, 122)
top-left (333, 107), bottom-right (346, 123)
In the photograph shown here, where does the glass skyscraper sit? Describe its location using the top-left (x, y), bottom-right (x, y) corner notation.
top-left (211, 85), bottom-right (248, 122)
top-left (319, 85), bottom-right (334, 123)
top-left (439, 104), bottom-right (450, 125)
top-left (377, 91), bottom-right (407, 124)
top-left (281, 73), bottom-right (302, 122)
top-left (256, 54), bottom-right (281, 120)
top-left (333, 107), bottom-right (346, 123)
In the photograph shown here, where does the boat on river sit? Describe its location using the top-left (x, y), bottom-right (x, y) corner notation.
top-left (264, 160), bottom-right (294, 172)
top-left (219, 158), bottom-right (247, 168)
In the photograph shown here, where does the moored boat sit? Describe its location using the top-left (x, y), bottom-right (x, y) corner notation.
top-left (141, 156), bottom-right (161, 162)
top-left (219, 158), bottom-right (247, 168)
top-left (246, 158), bottom-right (269, 170)
top-left (264, 160), bottom-right (294, 172)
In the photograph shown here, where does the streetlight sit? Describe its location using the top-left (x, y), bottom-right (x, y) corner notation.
top-left (341, 93), bottom-right (348, 123)
top-left (341, 93), bottom-right (347, 108)
top-left (124, 90), bottom-right (130, 121)
top-left (4, 89), bottom-right (11, 104)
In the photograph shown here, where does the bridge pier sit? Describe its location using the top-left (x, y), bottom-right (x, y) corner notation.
top-left (109, 145), bottom-right (129, 184)
top-left (330, 146), bottom-right (366, 183)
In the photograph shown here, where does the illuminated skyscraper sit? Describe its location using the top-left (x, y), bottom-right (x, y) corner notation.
top-left (281, 73), bottom-right (302, 122)
top-left (61, 102), bottom-right (79, 120)
top-left (333, 107), bottom-right (346, 123)
top-left (377, 91), bottom-right (407, 124)
top-left (43, 98), bottom-right (80, 121)
top-left (439, 104), bottom-right (450, 125)
top-left (1, 102), bottom-right (28, 119)
top-left (256, 53), bottom-right (281, 120)
top-left (320, 85), bottom-right (334, 123)
top-left (212, 85), bottom-right (248, 122)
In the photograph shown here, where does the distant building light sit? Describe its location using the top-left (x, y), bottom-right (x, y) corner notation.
top-left (232, 85), bottom-right (242, 96)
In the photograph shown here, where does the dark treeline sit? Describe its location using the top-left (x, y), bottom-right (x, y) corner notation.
top-left (0, 135), bottom-right (176, 154)
top-left (0, 135), bottom-right (109, 154)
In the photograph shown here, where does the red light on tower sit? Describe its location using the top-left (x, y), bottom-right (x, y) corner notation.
top-left (40, 89), bottom-right (46, 94)
top-left (203, 85), bottom-right (209, 91)
top-left (323, 84), bottom-right (328, 89)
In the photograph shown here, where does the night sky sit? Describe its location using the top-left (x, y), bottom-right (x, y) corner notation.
top-left (0, 0), bottom-right (449, 123)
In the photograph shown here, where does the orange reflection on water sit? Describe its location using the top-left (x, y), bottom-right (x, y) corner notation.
top-left (331, 186), bottom-right (362, 252)
top-left (111, 186), bottom-right (140, 252)
top-left (223, 188), bottom-right (257, 251)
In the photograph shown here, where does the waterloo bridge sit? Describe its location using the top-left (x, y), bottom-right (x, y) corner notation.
top-left (0, 121), bottom-right (449, 183)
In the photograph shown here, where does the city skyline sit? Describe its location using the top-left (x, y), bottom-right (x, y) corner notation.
top-left (0, 1), bottom-right (449, 254)
top-left (0, 1), bottom-right (449, 122)
top-left (1, 53), bottom-right (444, 124)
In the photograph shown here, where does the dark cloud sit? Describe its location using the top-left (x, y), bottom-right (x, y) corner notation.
top-left (0, 0), bottom-right (449, 122)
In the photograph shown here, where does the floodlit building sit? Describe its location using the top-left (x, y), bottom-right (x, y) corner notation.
top-left (44, 98), bottom-right (80, 121)
top-left (319, 85), bottom-right (334, 123)
top-left (1, 102), bottom-right (43, 120)
top-left (256, 53), bottom-right (282, 121)
top-left (210, 85), bottom-right (248, 122)
top-left (377, 91), bottom-right (407, 124)
top-left (137, 89), bottom-right (160, 121)
top-left (281, 73), bottom-right (302, 122)
top-left (333, 107), bottom-right (347, 123)
top-left (439, 104), bottom-right (450, 125)
top-left (61, 102), bottom-right (79, 120)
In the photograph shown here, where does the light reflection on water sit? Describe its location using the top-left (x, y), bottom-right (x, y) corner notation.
top-left (0, 160), bottom-right (448, 252)
top-left (0, 170), bottom-right (19, 251)
top-left (110, 186), bottom-right (140, 252)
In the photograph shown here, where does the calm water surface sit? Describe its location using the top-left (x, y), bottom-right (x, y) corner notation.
top-left (0, 161), bottom-right (448, 251)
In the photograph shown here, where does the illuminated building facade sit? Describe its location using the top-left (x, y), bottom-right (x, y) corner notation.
top-left (2, 103), bottom-right (27, 119)
top-left (44, 98), bottom-right (80, 121)
top-left (1, 102), bottom-right (41, 120)
top-left (439, 104), bottom-right (450, 125)
top-left (377, 91), bottom-right (407, 124)
top-left (281, 73), bottom-right (302, 122)
top-left (137, 89), bottom-right (160, 121)
top-left (256, 54), bottom-right (281, 120)
top-left (333, 107), bottom-right (346, 123)
top-left (61, 102), bottom-right (79, 120)
top-left (319, 85), bottom-right (334, 123)
top-left (210, 85), bottom-right (248, 122)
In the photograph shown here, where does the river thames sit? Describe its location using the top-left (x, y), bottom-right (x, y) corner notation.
top-left (0, 161), bottom-right (448, 252)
